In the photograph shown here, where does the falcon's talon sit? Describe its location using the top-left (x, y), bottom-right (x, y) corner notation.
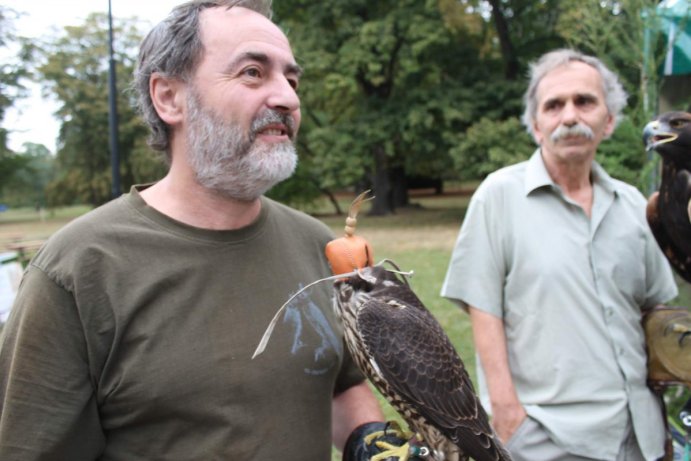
top-left (362, 421), bottom-right (413, 446)
top-left (371, 440), bottom-right (412, 461)
top-left (362, 430), bottom-right (387, 445)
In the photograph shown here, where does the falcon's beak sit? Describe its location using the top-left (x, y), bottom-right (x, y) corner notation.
top-left (643, 120), bottom-right (679, 151)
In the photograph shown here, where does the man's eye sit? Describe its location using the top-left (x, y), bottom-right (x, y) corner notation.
top-left (243, 68), bottom-right (261, 78)
top-left (575, 96), bottom-right (596, 107)
top-left (544, 101), bottom-right (560, 111)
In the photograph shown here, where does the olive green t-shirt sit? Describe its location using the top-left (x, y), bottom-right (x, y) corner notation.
top-left (0, 186), bottom-right (363, 460)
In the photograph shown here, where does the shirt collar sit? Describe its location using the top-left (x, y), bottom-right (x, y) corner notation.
top-left (524, 148), bottom-right (619, 196)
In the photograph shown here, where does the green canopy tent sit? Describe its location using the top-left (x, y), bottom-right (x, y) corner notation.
top-left (643, 0), bottom-right (690, 112)
top-left (642, 0), bottom-right (689, 193)
top-left (658, 0), bottom-right (691, 76)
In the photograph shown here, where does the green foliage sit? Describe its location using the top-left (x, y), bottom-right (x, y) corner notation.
top-left (450, 117), bottom-right (534, 180)
top-left (0, 6), bottom-right (31, 125)
top-left (266, 161), bottom-right (324, 208)
top-left (596, 117), bottom-right (649, 188)
top-left (0, 6), bottom-right (33, 186)
top-left (5, 1), bottom-right (674, 208)
top-left (35, 14), bottom-right (159, 206)
top-left (0, 150), bottom-right (29, 196)
top-left (0, 143), bottom-right (55, 207)
top-left (274, 0), bottom-right (503, 211)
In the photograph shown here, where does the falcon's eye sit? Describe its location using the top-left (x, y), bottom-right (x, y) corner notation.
top-left (670, 119), bottom-right (688, 129)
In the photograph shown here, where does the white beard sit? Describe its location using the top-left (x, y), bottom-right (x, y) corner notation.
top-left (185, 90), bottom-right (297, 201)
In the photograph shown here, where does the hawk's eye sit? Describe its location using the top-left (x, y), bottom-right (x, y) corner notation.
top-left (670, 119), bottom-right (688, 129)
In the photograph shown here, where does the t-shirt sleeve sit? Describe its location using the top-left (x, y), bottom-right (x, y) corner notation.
top-left (0, 266), bottom-right (105, 459)
top-left (333, 338), bottom-right (366, 395)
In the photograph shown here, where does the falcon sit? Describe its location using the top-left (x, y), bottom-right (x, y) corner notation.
top-left (643, 111), bottom-right (691, 283)
top-left (334, 263), bottom-right (512, 461)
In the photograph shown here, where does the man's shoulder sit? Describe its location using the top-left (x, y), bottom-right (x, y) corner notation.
top-left (47, 197), bottom-right (129, 245)
top-left (31, 196), bottom-right (134, 269)
top-left (475, 160), bottom-right (529, 197)
top-left (263, 197), bottom-right (334, 238)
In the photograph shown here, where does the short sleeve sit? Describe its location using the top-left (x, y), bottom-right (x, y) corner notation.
top-left (441, 182), bottom-right (506, 317)
top-left (333, 338), bottom-right (366, 395)
top-left (0, 266), bottom-right (105, 459)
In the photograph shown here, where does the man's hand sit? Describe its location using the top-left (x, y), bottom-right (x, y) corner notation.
top-left (490, 399), bottom-right (527, 443)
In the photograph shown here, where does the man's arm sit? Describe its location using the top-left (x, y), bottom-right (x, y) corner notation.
top-left (331, 381), bottom-right (385, 452)
top-left (469, 306), bottom-right (526, 443)
top-left (0, 268), bottom-right (104, 459)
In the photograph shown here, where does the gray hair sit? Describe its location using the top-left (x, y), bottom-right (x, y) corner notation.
top-left (521, 49), bottom-right (628, 137)
top-left (133, 0), bottom-right (273, 158)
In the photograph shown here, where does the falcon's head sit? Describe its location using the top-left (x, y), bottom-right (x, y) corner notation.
top-left (643, 111), bottom-right (691, 163)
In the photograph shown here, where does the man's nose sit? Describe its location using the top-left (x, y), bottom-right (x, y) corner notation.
top-left (266, 76), bottom-right (300, 113)
top-left (561, 101), bottom-right (578, 126)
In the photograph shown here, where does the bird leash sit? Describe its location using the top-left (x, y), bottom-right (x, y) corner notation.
top-left (252, 191), bottom-right (413, 358)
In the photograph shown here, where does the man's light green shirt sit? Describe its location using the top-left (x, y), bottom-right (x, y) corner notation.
top-left (441, 150), bottom-right (678, 460)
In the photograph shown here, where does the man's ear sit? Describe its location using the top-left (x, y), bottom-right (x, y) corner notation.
top-left (532, 119), bottom-right (544, 145)
top-left (603, 112), bottom-right (615, 139)
top-left (150, 73), bottom-right (185, 125)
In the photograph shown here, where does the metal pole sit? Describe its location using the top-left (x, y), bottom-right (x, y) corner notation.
top-left (108, 0), bottom-right (121, 198)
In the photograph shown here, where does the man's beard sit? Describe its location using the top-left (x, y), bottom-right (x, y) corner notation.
top-left (185, 90), bottom-right (298, 201)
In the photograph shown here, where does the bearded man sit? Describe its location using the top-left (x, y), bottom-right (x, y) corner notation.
top-left (441, 49), bottom-right (678, 461)
top-left (0, 2), bottom-right (387, 459)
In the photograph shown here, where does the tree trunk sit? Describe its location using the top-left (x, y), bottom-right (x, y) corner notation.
top-left (320, 187), bottom-right (343, 215)
top-left (391, 166), bottom-right (409, 208)
top-left (487, 0), bottom-right (520, 80)
top-left (369, 146), bottom-right (394, 216)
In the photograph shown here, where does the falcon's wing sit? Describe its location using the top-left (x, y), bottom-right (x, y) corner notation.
top-left (646, 191), bottom-right (690, 281)
top-left (356, 288), bottom-right (506, 461)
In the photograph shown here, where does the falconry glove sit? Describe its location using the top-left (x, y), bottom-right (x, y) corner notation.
top-left (343, 421), bottom-right (429, 461)
top-left (643, 304), bottom-right (691, 390)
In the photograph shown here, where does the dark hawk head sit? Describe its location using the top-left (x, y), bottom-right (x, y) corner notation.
top-left (334, 266), bottom-right (409, 313)
top-left (643, 111), bottom-right (691, 166)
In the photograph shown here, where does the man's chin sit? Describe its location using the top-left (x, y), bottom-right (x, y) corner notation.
top-left (209, 175), bottom-right (292, 202)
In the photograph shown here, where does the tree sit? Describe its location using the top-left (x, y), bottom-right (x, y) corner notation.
top-left (0, 6), bottom-right (31, 187)
top-left (35, 14), bottom-right (165, 207)
top-left (275, 0), bottom-right (492, 215)
top-left (485, 0), bottom-right (568, 79)
top-left (0, 142), bottom-right (55, 207)
top-left (449, 117), bottom-right (534, 180)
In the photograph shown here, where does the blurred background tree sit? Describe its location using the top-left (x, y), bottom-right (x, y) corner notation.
top-left (0, 0), bottom-right (682, 212)
top-left (0, 6), bottom-right (32, 202)
top-left (35, 13), bottom-right (165, 207)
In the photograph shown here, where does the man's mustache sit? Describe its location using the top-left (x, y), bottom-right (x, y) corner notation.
top-left (250, 110), bottom-right (296, 141)
top-left (550, 123), bottom-right (594, 142)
